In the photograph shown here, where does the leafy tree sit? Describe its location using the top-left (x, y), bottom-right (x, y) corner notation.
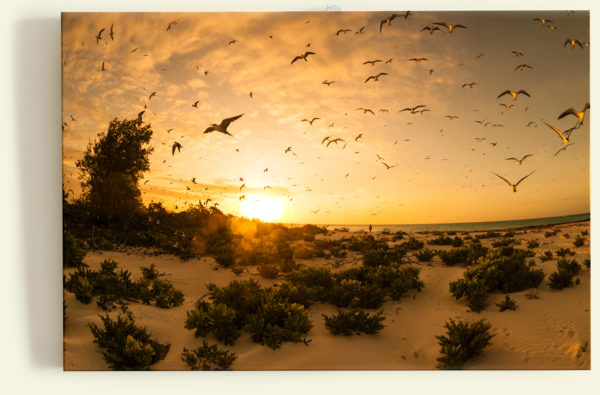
top-left (76, 118), bottom-right (153, 224)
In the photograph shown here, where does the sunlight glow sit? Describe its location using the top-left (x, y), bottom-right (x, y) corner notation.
top-left (239, 195), bottom-right (285, 222)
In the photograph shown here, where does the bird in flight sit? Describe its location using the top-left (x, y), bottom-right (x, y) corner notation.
top-left (109, 24), bottom-right (115, 40)
top-left (564, 39), bottom-right (584, 48)
top-left (475, 137), bottom-right (487, 142)
top-left (172, 142), bottom-right (182, 156)
top-left (512, 50), bottom-right (524, 57)
top-left (264, 186), bottom-right (272, 190)
top-left (474, 119), bottom-right (486, 126)
top-left (558, 103), bottom-right (590, 128)
top-left (446, 115), bottom-right (458, 120)
top-left (365, 72), bottom-right (388, 83)
top-left (385, 58), bottom-right (393, 64)
top-left (476, 53), bottom-right (485, 59)
top-left (363, 59), bottom-right (382, 66)
top-left (400, 105), bottom-right (426, 114)
top-left (192, 101), bottom-right (199, 108)
top-left (382, 162), bottom-right (396, 170)
top-left (228, 39), bottom-right (237, 45)
top-left (291, 51), bottom-right (316, 64)
top-left (322, 80), bottom-right (335, 86)
top-left (497, 89), bottom-right (531, 100)
top-left (204, 114), bottom-right (244, 136)
top-left (409, 57), bottom-right (428, 63)
top-left (505, 154), bottom-right (533, 165)
top-left (95, 28), bottom-right (105, 44)
top-left (543, 121), bottom-right (573, 144)
top-left (514, 64), bottom-right (533, 71)
top-left (327, 138), bottom-right (344, 147)
top-left (462, 82), bottom-right (478, 88)
top-left (379, 109), bottom-right (389, 113)
top-left (499, 103), bottom-right (515, 111)
top-left (356, 107), bottom-right (375, 115)
top-left (136, 110), bottom-right (145, 124)
top-left (553, 144), bottom-right (574, 157)
top-left (239, 195), bottom-right (246, 201)
top-left (167, 18), bottom-right (182, 31)
top-left (379, 13), bottom-right (407, 33)
top-left (302, 117), bottom-right (320, 125)
top-left (130, 47), bottom-right (138, 53)
top-left (533, 17), bottom-right (552, 25)
top-left (355, 133), bottom-right (363, 141)
top-left (355, 26), bottom-right (365, 35)
top-left (249, 91), bottom-right (254, 98)
top-left (285, 146), bottom-right (292, 153)
top-left (149, 91), bottom-right (157, 100)
top-left (321, 136), bottom-right (331, 145)
top-left (335, 29), bottom-right (352, 36)
top-left (433, 22), bottom-right (466, 33)
top-left (191, 178), bottom-right (196, 184)
top-left (263, 168), bottom-right (269, 172)
top-left (492, 171), bottom-right (535, 192)
top-left (421, 25), bottom-right (441, 34)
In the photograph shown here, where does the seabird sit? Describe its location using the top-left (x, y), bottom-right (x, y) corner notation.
top-left (204, 114), bottom-right (244, 136)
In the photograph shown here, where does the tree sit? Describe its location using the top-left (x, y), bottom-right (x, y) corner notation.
top-left (76, 118), bottom-right (153, 224)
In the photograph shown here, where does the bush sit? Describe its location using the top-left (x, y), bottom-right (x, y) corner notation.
top-left (428, 235), bottom-right (453, 246)
top-left (475, 231), bottom-right (500, 240)
top-left (436, 318), bottom-right (494, 369)
top-left (492, 238), bottom-right (517, 248)
top-left (548, 259), bottom-right (581, 290)
top-left (184, 301), bottom-right (241, 345)
top-left (545, 229), bottom-right (559, 238)
top-left (573, 235), bottom-right (586, 248)
top-left (181, 340), bottom-right (237, 370)
top-left (278, 267), bottom-right (335, 307)
top-left (415, 248), bottom-right (435, 262)
top-left (583, 258), bottom-right (590, 269)
top-left (438, 242), bottom-right (489, 266)
top-left (539, 250), bottom-right (553, 262)
top-left (556, 248), bottom-right (575, 258)
top-left (63, 230), bottom-right (87, 268)
top-left (527, 239), bottom-right (540, 249)
top-left (496, 295), bottom-right (518, 311)
top-left (257, 263), bottom-right (280, 279)
top-left (323, 310), bottom-right (385, 336)
top-left (362, 248), bottom-right (405, 267)
top-left (401, 237), bottom-right (424, 250)
top-left (293, 245), bottom-right (316, 260)
top-left (449, 248), bottom-right (544, 312)
top-left (88, 312), bottom-right (170, 370)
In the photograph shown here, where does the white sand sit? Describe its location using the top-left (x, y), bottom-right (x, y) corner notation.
top-left (63, 221), bottom-right (590, 370)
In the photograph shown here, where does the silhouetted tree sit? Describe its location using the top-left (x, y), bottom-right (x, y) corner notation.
top-left (76, 118), bottom-right (153, 225)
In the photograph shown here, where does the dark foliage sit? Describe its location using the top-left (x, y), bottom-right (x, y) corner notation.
top-left (496, 295), bottom-right (518, 312)
top-left (362, 248), bottom-right (406, 267)
top-left (415, 248), bottom-right (435, 262)
top-left (436, 318), bottom-right (494, 369)
top-left (400, 236), bottom-right (425, 250)
top-left (548, 259), bottom-right (581, 290)
top-left (573, 234), bottom-right (587, 248)
top-left (88, 312), bottom-right (170, 370)
top-left (63, 230), bottom-right (87, 268)
top-left (438, 242), bottom-right (489, 266)
top-left (539, 250), bottom-right (554, 262)
top-left (527, 239), bottom-right (540, 249)
top-left (556, 247), bottom-right (575, 258)
top-left (323, 309), bottom-right (385, 336)
top-left (181, 340), bottom-right (237, 370)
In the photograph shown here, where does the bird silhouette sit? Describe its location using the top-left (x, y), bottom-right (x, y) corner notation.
top-left (101, 61), bottom-right (105, 71)
top-left (564, 38), bottom-right (584, 48)
top-left (558, 103), bottom-right (590, 128)
top-left (446, 115), bottom-right (458, 120)
top-left (136, 110), bottom-right (145, 124)
top-left (192, 101), bottom-right (199, 108)
top-left (462, 82), bottom-right (478, 88)
top-left (130, 47), bottom-right (138, 53)
top-left (191, 178), bottom-right (196, 184)
top-left (149, 91), bottom-right (157, 100)
top-left (400, 105), bottom-right (426, 114)
top-left (355, 133), bottom-right (363, 141)
top-left (512, 50), bottom-right (524, 57)
top-left (365, 72), bottom-right (388, 83)
top-left (492, 171), bottom-right (535, 192)
top-left (291, 51), bottom-right (315, 64)
top-left (382, 162), bottom-right (396, 169)
top-left (543, 122), bottom-right (572, 144)
top-left (204, 114), bottom-right (244, 136)
top-left (421, 25), bottom-right (441, 34)
top-left (497, 90), bottom-right (531, 100)
top-left (285, 146), bottom-right (292, 153)
top-left (167, 18), bottom-right (182, 31)
top-left (239, 195), bottom-right (246, 200)
top-left (533, 17), bottom-right (552, 25)
top-left (335, 29), bottom-right (352, 36)
top-left (322, 80), bottom-right (335, 86)
top-left (514, 64), bottom-right (533, 72)
top-left (95, 28), bottom-right (105, 44)
top-left (109, 24), bottom-right (115, 40)
top-left (355, 26), bottom-right (365, 35)
top-left (363, 59), bottom-right (383, 66)
top-left (172, 142), bottom-right (182, 155)
top-left (433, 22), bottom-right (466, 33)
top-left (302, 117), bottom-right (320, 125)
top-left (553, 144), bottom-right (574, 157)
top-left (239, 184), bottom-right (246, 191)
top-left (408, 57), bottom-right (428, 62)
top-left (228, 39), bottom-right (237, 45)
top-left (356, 107), bottom-right (375, 115)
top-left (249, 91), bottom-right (253, 98)
top-left (505, 154), bottom-right (533, 165)
top-left (321, 136), bottom-right (330, 145)
top-left (499, 103), bottom-right (515, 111)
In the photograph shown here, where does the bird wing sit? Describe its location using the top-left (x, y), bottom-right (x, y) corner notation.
top-left (366, 109), bottom-right (375, 115)
top-left (377, 72), bottom-right (388, 77)
top-left (365, 76), bottom-right (374, 83)
top-left (558, 108), bottom-right (578, 119)
top-left (305, 51), bottom-right (315, 57)
top-left (521, 154), bottom-right (533, 161)
top-left (203, 126), bottom-right (216, 134)
top-left (312, 117), bottom-right (321, 122)
top-left (291, 56), bottom-right (302, 64)
top-left (497, 90), bottom-right (511, 99)
top-left (321, 137), bottom-right (330, 144)
top-left (220, 114), bottom-right (244, 129)
top-left (413, 105), bottom-right (426, 110)
top-left (433, 22), bottom-right (450, 29)
top-left (492, 172), bottom-right (513, 186)
top-left (543, 122), bottom-right (569, 144)
top-left (517, 90), bottom-right (531, 97)
top-left (505, 157), bottom-right (518, 162)
top-left (515, 171), bottom-right (535, 186)
top-left (454, 24), bottom-right (466, 29)
top-left (171, 144), bottom-right (176, 155)
top-left (421, 26), bottom-right (431, 32)
top-left (399, 108), bottom-right (410, 112)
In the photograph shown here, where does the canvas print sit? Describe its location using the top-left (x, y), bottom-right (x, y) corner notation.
top-left (62, 11), bottom-right (590, 370)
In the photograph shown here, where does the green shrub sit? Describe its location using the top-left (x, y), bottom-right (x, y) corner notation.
top-left (323, 310), bottom-right (385, 336)
top-left (293, 245), bottom-right (316, 259)
top-left (556, 248), bottom-right (575, 258)
top-left (184, 301), bottom-right (241, 345)
top-left (88, 312), bottom-right (170, 370)
top-left (492, 238), bottom-right (517, 248)
top-left (539, 250), bottom-right (553, 262)
top-left (451, 237), bottom-right (464, 247)
top-left (181, 340), bottom-right (237, 370)
top-left (415, 248), bottom-right (435, 262)
top-left (428, 236), bottom-right (454, 246)
top-left (401, 237), bottom-right (424, 250)
top-left (544, 229), bottom-right (559, 238)
top-left (140, 264), bottom-right (160, 281)
top-left (449, 248), bottom-right (544, 312)
top-left (548, 259), bottom-right (581, 290)
top-left (363, 248), bottom-right (405, 267)
top-left (63, 230), bottom-right (87, 268)
top-left (475, 231), bottom-right (500, 240)
top-left (329, 279), bottom-right (385, 309)
top-left (527, 239), bottom-right (540, 249)
top-left (278, 267), bottom-right (334, 307)
top-left (573, 235), bottom-right (586, 248)
top-left (496, 295), bottom-right (518, 311)
top-left (438, 242), bottom-right (489, 266)
top-left (436, 318), bottom-right (494, 369)
top-left (257, 263), bottom-right (280, 279)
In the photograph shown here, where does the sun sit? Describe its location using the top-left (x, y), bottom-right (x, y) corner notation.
top-left (239, 195), bottom-right (285, 222)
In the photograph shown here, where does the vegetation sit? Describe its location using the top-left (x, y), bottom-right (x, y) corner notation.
top-left (526, 239), bottom-right (540, 249)
top-left (400, 236), bottom-right (425, 250)
top-left (548, 259), bottom-right (581, 290)
top-left (544, 229), bottom-right (560, 238)
top-left (449, 247), bottom-right (544, 312)
top-left (496, 295), bottom-right (518, 312)
top-left (88, 312), bottom-right (170, 370)
top-left (556, 247), bottom-right (575, 257)
top-left (573, 234), bottom-right (587, 248)
top-left (437, 242), bottom-right (489, 266)
top-left (415, 248), bottom-right (435, 262)
top-left (436, 318), bottom-right (494, 369)
top-left (64, 259), bottom-right (184, 310)
top-left (539, 250), bottom-right (554, 262)
top-left (63, 229), bottom-right (87, 268)
top-left (181, 340), bottom-right (237, 370)
top-left (323, 310), bottom-right (385, 336)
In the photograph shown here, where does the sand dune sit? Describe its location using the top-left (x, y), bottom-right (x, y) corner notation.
top-left (63, 221), bottom-right (590, 370)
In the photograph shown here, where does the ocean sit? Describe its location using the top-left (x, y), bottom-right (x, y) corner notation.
top-left (317, 213), bottom-right (590, 233)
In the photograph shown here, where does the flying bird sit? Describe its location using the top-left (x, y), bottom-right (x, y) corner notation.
top-left (302, 117), bottom-right (320, 125)
top-left (101, 61), bottom-right (105, 71)
top-left (492, 171), bottom-right (535, 192)
top-left (499, 103), bottom-right (515, 111)
top-left (355, 26), bottom-right (365, 35)
top-left (433, 22), bottom-right (466, 33)
top-left (130, 47), bottom-right (138, 53)
top-left (512, 50), bottom-right (524, 57)
top-left (95, 28), bottom-right (105, 44)
top-left (263, 186), bottom-right (272, 190)
top-left (558, 103), bottom-right (590, 127)
top-left (322, 80), bottom-right (335, 86)
top-left (136, 110), bottom-right (145, 124)
top-left (192, 101), bottom-right (199, 108)
top-left (321, 136), bottom-right (331, 145)
top-left (385, 58), bottom-right (393, 64)
top-left (109, 24), bottom-right (115, 40)
top-left (172, 142), bottom-right (182, 156)
top-left (543, 121), bottom-right (572, 144)
top-left (553, 144), bottom-right (574, 157)
top-left (263, 168), bottom-right (269, 172)
top-left (462, 82), bottom-right (478, 88)
top-left (446, 115), bottom-right (458, 120)
top-left (228, 39), bottom-right (237, 45)
top-left (335, 29), bottom-right (352, 36)
top-left (239, 195), bottom-right (246, 201)
top-left (408, 57), bottom-right (428, 62)
top-left (149, 91), bottom-right (157, 100)
top-left (564, 38), bottom-right (584, 48)
top-left (204, 114), bottom-right (244, 136)
top-left (514, 64), bottom-right (533, 71)
top-left (291, 51), bottom-right (316, 64)
top-left (285, 146), bottom-right (292, 153)
top-left (421, 25), bottom-right (441, 34)
top-left (363, 59), bottom-right (383, 66)
top-left (167, 18), bottom-right (182, 31)
top-left (497, 89), bottom-right (531, 100)
top-left (239, 184), bottom-right (246, 191)
top-left (355, 133), bottom-right (363, 141)
top-left (365, 73), bottom-right (388, 83)
top-left (533, 17), bottom-right (552, 25)
top-left (379, 13), bottom-right (406, 33)
top-left (505, 154), bottom-right (533, 165)
top-left (399, 105), bottom-right (426, 114)
top-left (382, 162), bottom-right (396, 169)
top-left (356, 107), bottom-right (375, 115)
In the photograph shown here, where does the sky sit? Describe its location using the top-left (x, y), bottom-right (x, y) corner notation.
top-left (61, 10), bottom-right (590, 225)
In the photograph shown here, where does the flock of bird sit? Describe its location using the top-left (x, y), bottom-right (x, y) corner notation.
top-left (62, 11), bottom-right (590, 219)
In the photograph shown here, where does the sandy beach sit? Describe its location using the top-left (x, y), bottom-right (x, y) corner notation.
top-left (63, 220), bottom-right (590, 370)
